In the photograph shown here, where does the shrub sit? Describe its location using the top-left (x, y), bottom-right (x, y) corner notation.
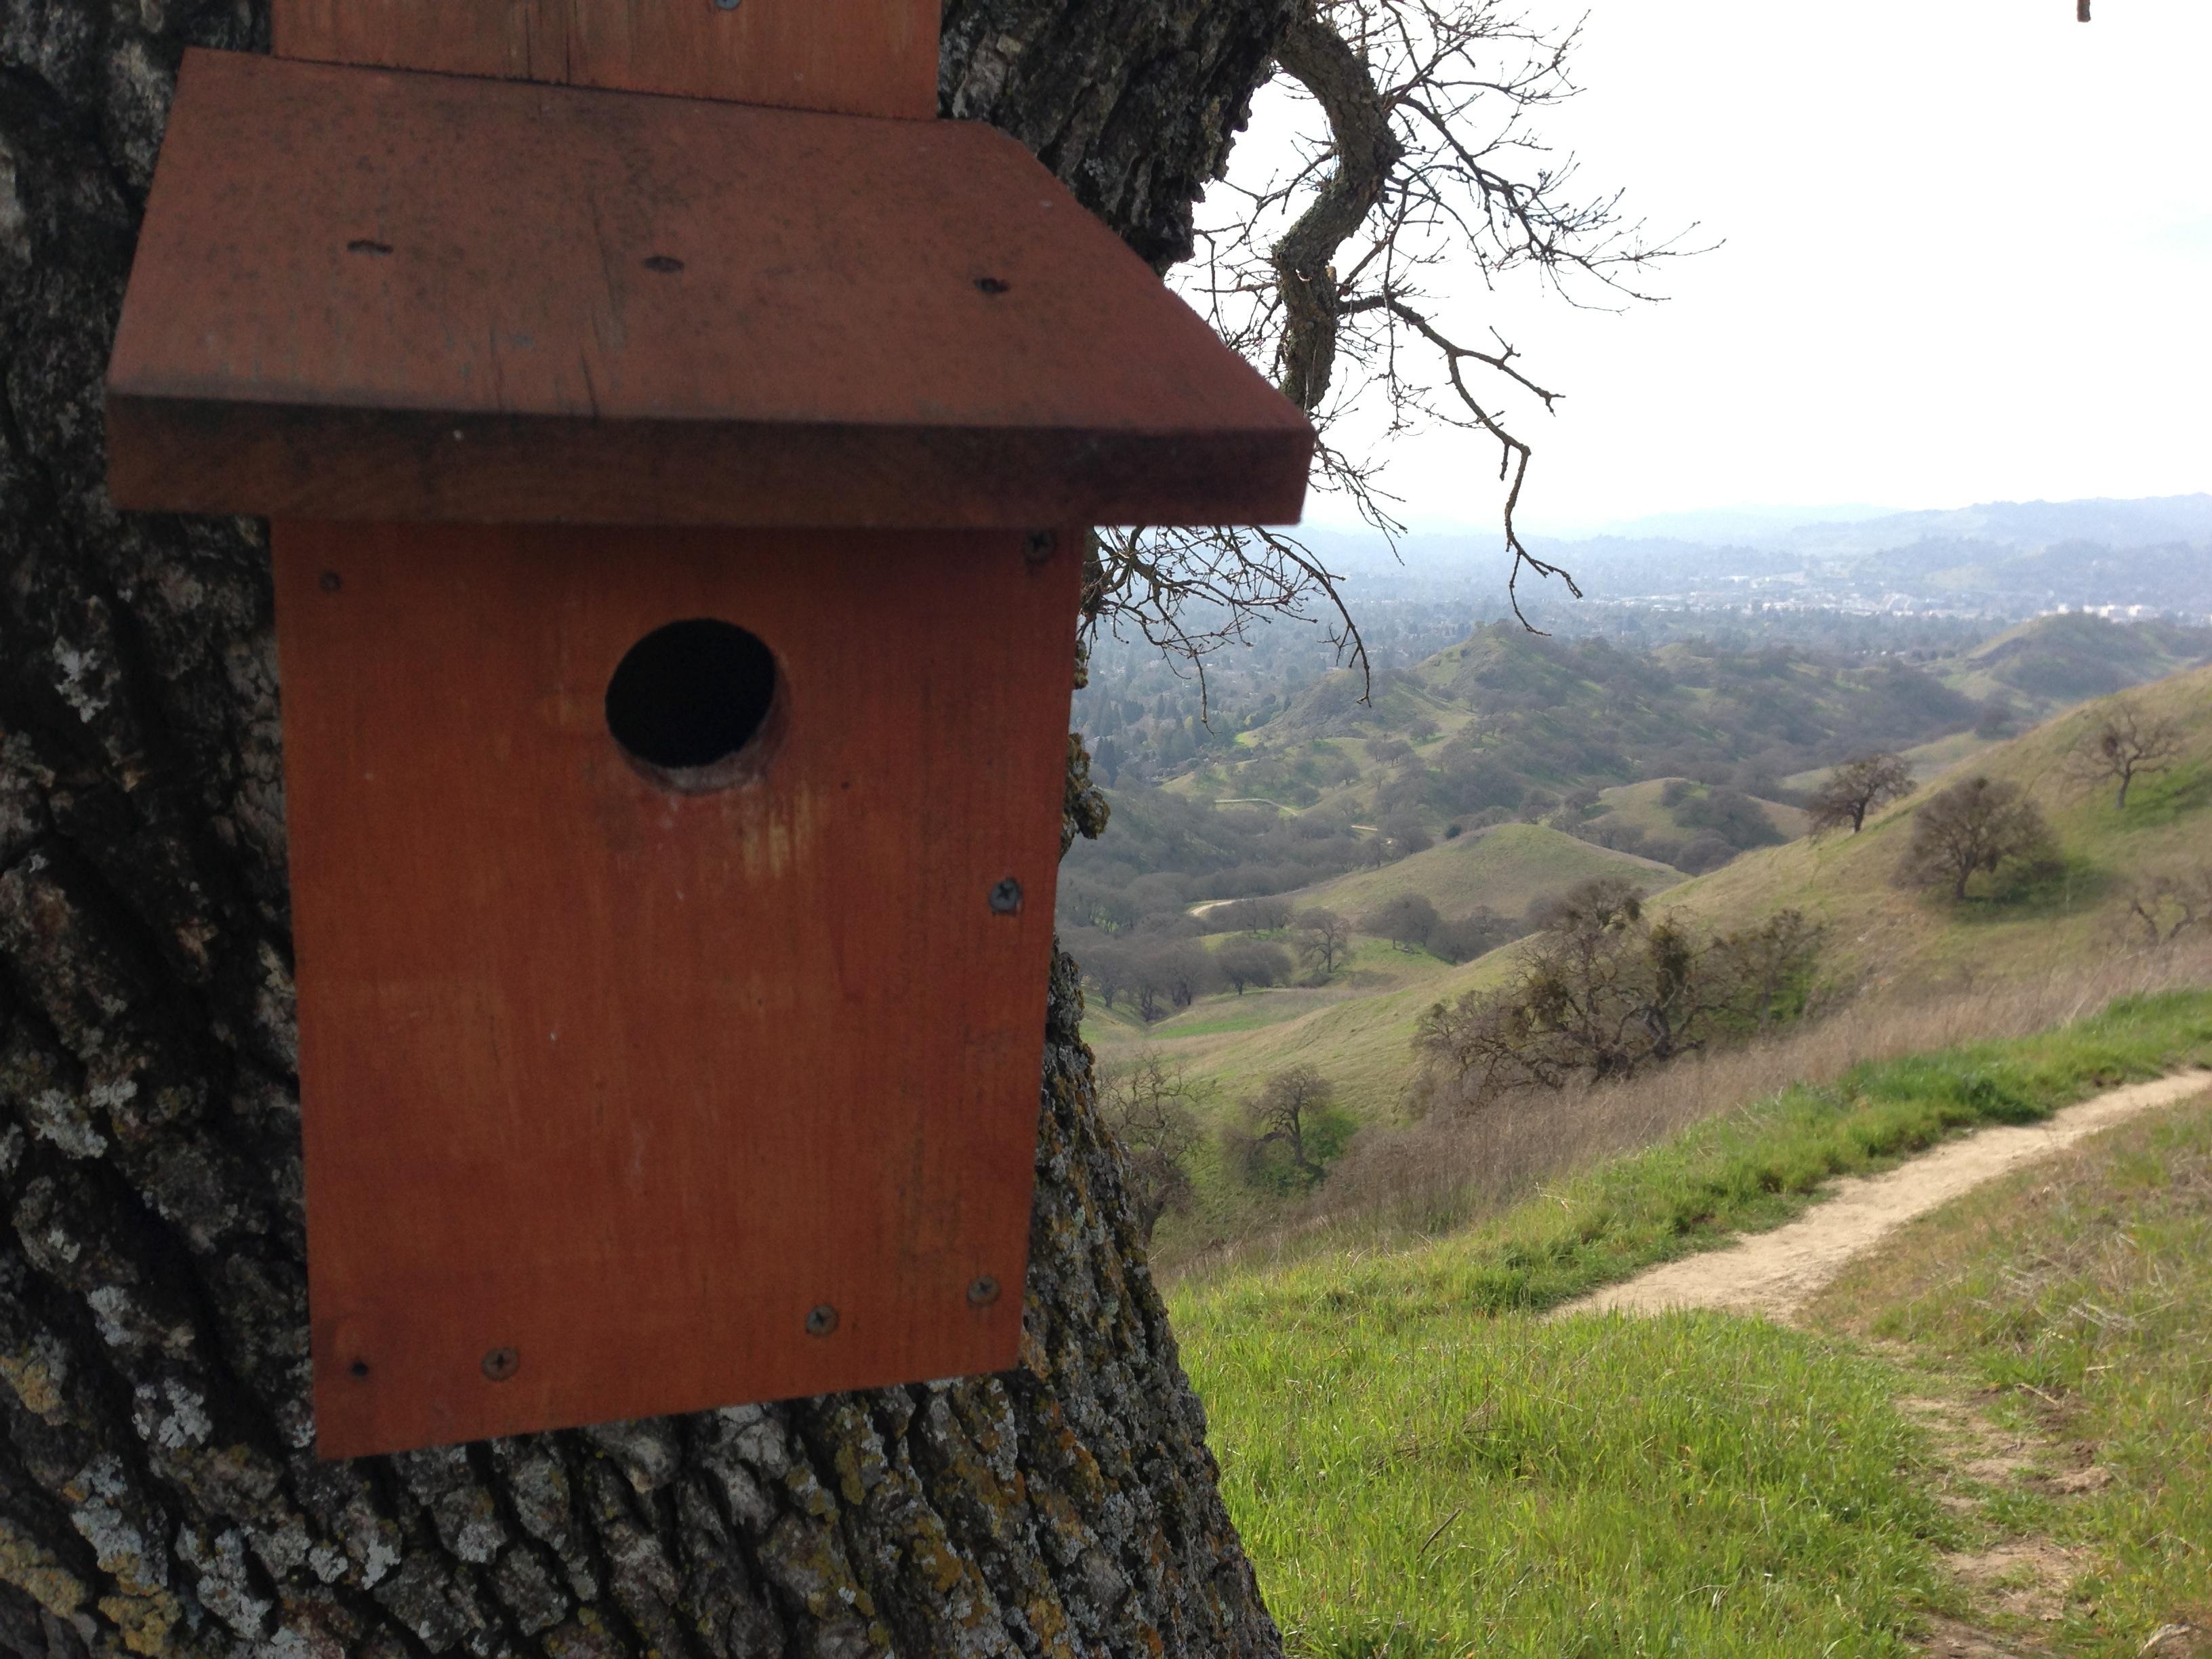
top-left (1415, 878), bottom-right (1823, 1110)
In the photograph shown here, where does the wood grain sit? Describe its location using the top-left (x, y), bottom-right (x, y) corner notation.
top-left (105, 50), bottom-right (1314, 529)
top-left (276, 0), bottom-right (938, 118)
top-left (275, 522), bottom-right (1081, 1456)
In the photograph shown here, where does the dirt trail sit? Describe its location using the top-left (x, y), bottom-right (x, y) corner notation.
top-left (1564, 1071), bottom-right (2210, 1323)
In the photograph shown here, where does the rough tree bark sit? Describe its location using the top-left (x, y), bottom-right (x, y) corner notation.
top-left (0, 1), bottom-right (1298, 1654)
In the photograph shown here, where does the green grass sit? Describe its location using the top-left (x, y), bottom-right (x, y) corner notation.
top-left (1201, 1311), bottom-right (1944, 1658)
top-left (1177, 990), bottom-right (2212, 1318)
top-left (1810, 1088), bottom-right (2212, 1654)
top-left (1171, 993), bottom-right (2212, 1656)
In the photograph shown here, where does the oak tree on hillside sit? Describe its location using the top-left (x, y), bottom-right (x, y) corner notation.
top-left (1366, 892), bottom-right (1441, 952)
top-left (1807, 752), bottom-right (1914, 836)
top-left (1218, 939), bottom-right (1295, 994)
top-left (1227, 1065), bottom-right (1351, 1190)
top-left (2068, 697), bottom-right (2184, 810)
top-left (1100, 1052), bottom-right (1208, 1243)
top-left (1296, 905), bottom-right (1354, 976)
top-left (1895, 776), bottom-right (2057, 901)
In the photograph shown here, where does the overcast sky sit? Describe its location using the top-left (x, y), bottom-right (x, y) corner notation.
top-left (1229, 0), bottom-right (2212, 537)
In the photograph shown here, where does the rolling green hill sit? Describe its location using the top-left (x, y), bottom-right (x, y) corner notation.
top-left (1647, 661), bottom-right (2212, 991)
top-left (1931, 610), bottom-right (2212, 717)
top-left (1090, 665), bottom-right (2212, 1168)
top-left (1267, 821), bottom-right (1679, 923)
top-left (1166, 619), bottom-right (1978, 830)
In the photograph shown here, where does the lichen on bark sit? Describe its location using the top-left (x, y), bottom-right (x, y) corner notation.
top-left (0, 0), bottom-right (1296, 1652)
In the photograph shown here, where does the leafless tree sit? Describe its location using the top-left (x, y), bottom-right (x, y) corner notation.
top-left (2125, 867), bottom-right (2212, 947)
top-left (1230, 1063), bottom-right (1343, 1187)
top-left (1895, 776), bottom-right (2057, 901)
top-left (1807, 752), bottom-right (1914, 836)
top-left (1297, 905), bottom-right (1354, 974)
top-left (2068, 697), bottom-right (2185, 810)
top-left (1090, 0), bottom-right (1690, 694)
top-left (1099, 1051), bottom-right (1209, 1243)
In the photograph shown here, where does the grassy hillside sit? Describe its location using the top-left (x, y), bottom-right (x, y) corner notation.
top-left (1084, 825), bottom-right (1680, 1111)
top-left (1171, 994), bottom-right (2212, 1656)
top-left (1934, 611), bottom-right (2212, 716)
top-left (1094, 666), bottom-right (2212, 1269)
top-left (1594, 777), bottom-right (1807, 838)
top-left (1267, 821), bottom-right (1679, 922)
top-left (1647, 662), bottom-right (2212, 992)
top-left (1168, 620), bottom-right (1977, 831)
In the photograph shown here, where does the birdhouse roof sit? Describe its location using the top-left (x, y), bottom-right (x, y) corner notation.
top-left (106, 50), bottom-right (1313, 529)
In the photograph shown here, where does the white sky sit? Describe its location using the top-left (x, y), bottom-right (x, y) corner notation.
top-left (1243, 0), bottom-right (2212, 537)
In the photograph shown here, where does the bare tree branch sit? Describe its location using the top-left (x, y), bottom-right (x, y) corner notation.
top-left (1090, 0), bottom-right (1694, 695)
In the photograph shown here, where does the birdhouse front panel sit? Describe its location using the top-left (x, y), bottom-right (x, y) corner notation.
top-left (276, 522), bottom-right (1081, 1456)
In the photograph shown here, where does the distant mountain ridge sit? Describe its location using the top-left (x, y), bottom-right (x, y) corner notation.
top-left (1528, 493), bottom-right (2212, 555)
top-left (1759, 493), bottom-right (2212, 558)
top-left (1505, 493), bottom-right (2212, 618)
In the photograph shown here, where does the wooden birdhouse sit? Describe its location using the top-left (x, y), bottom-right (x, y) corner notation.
top-left (104, 0), bottom-right (1309, 1458)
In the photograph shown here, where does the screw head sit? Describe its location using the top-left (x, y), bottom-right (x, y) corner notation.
top-left (988, 878), bottom-right (1023, 916)
top-left (348, 1359), bottom-right (371, 1379)
top-left (1023, 529), bottom-right (1057, 565)
top-left (975, 276), bottom-right (1010, 295)
top-left (318, 571), bottom-right (342, 593)
top-left (805, 1304), bottom-right (839, 1338)
top-left (481, 1347), bottom-right (520, 1382)
top-left (642, 253), bottom-right (684, 273)
top-left (966, 1275), bottom-right (1001, 1308)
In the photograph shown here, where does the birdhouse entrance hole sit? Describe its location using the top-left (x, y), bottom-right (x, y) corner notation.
top-left (605, 617), bottom-right (783, 792)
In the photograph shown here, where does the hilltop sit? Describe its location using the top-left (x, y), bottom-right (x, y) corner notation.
top-left (1931, 609), bottom-right (2212, 714)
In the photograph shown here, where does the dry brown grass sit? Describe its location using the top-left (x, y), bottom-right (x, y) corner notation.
top-left (1162, 939), bottom-right (2212, 1282)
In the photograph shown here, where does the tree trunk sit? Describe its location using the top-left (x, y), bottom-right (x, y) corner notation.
top-left (0, 3), bottom-right (1295, 1654)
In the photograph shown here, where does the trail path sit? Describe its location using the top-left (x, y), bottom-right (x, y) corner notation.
top-left (1564, 1071), bottom-right (2211, 1323)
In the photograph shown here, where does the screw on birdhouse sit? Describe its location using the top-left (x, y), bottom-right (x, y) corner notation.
top-left (988, 878), bottom-right (1023, 915)
top-left (975, 276), bottom-right (1011, 295)
top-left (1024, 530), bottom-right (1057, 565)
top-left (318, 571), bottom-right (342, 593)
top-left (481, 1346), bottom-right (520, 1381)
top-left (966, 1275), bottom-right (1000, 1307)
top-left (348, 1359), bottom-right (370, 1379)
top-left (710, 0), bottom-right (740, 10)
top-left (642, 255), bottom-right (685, 273)
top-left (346, 239), bottom-right (392, 257)
top-left (805, 1305), bottom-right (839, 1337)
